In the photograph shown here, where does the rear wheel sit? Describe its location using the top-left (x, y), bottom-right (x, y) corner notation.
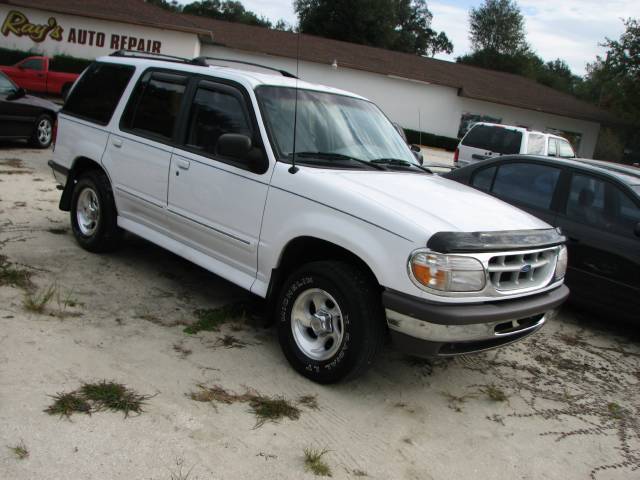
top-left (29, 114), bottom-right (53, 149)
top-left (276, 261), bottom-right (385, 383)
top-left (70, 170), bottom-right (121, 252)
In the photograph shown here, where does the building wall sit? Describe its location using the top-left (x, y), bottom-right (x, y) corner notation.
top-left (0, 5), bottom-right (200, 59)
top-left (201, 45), bottom-right (600, 158)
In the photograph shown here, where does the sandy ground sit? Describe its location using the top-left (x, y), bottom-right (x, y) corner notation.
top-left (1, 144), bottom-right (639, 480)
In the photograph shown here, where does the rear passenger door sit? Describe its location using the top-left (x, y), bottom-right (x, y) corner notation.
top-left (166, 79), bottom-right (270, 290)
top-left (555, 172), bottom-right (640, 310)
top-left (103, 70), bottom-right (188, 229)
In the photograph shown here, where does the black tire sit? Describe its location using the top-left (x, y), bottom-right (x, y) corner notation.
top-left (29, 114), bottom-right (53, 149)
top-left (70, 170), bottom-right (122, 253)
top-left (276, 261), bottom-right (385, 384)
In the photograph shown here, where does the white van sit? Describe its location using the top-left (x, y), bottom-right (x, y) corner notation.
top-left (455, 123), bottom-right (575, 167)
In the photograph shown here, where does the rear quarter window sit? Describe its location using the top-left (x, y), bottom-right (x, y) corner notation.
top-left (492, 163), bottom-right (561, 210)
top-left (63, 63), bottom-right (134, 125)
top-left (462, 125), bottom-right (522, 154)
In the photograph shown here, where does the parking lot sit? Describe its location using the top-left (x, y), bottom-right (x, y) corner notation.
top-left (1, 145), bottom-right (639, 480)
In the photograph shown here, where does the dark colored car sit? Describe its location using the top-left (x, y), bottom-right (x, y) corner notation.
top-left (0, 71), bottom-right (59, 148)
top-left (445, 155), bottom-right (640, 320)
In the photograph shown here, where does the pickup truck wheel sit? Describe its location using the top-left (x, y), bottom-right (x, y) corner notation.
top-left (277, 261), bottom-right (384, 383)
top-left (70, 170), bottom-right (121, 253)
top-left (30, 114), bottom-right (53, 149)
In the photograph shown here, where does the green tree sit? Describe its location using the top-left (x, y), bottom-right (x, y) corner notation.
top-left (294, 0), bottom-right (452, 56)
top-left (469, 0), bottom-right (527, 55)
top-left (181, 0), bottom-right (272, 27)
top-left (582, 18), bottom-right (640, 159)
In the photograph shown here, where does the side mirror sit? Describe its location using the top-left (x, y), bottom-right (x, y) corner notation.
top-left (216, 133), bottom-right (269, 174)
top-left (635, 222), bottom-right (640, 238)
top-left (7, 87), bottom-right (26, 101)
top-left (413, 150), bottom-right (424, 165)
top-left (410, 144), bottom-right (421, 153)
top-left (217, 133), bottom-right (252, 158)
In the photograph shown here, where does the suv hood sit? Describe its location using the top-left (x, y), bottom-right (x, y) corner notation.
top-left (275, 166), bottom-right (550, 243)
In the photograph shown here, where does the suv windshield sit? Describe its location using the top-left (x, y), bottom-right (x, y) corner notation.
top-left (256, 86), bottom-right (416, 167)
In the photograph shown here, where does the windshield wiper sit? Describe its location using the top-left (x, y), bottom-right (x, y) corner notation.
top-left (288, 152), bottom-right (386, 170)
top-left (371, 158), bottom-right (432, 173)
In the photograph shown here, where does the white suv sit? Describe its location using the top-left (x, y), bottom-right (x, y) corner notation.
top-left (455, 122), bottom-right (576, 167)
top-left (49, 53), bottom-right (569, 383)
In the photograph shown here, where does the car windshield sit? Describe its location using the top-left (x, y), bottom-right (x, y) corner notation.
top-left (0, 72), bottom-right (17, 94)
top-left (256, 86), bottom-right (417, 167)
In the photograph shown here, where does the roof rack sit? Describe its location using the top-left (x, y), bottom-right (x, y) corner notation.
top-left (193, 56), bottom-right (298, 78)
top-left (109, 50), bottom-right (206, 66)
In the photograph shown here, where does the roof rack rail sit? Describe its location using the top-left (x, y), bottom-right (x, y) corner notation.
top-left (193, 56), bottom-right (298, 78)
top-left (109, 50), bottom-right (207, 66)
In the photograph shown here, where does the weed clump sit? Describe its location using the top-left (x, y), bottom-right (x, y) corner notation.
top-left (303, 447), bottom-right (332, 476)
top-left (189, 384), bottom-right (301, 428)
top-left (8, 440), bottom-right (29, 460)
top-left (45, 381), bottom-right (151, 418)
top-left (23, 285), bottom-right (56, 313)
top-left (184, 303), bottom-right (249, 334)
top-left (298, 394), bottom-right (320, 410)
top-left (482, 384), bottom-right (509, 402)
top-left (0, 255), bottom-right (33, 290)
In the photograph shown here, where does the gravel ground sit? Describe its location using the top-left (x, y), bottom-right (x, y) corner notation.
top-left (1, 143), bottom-right (639, 480)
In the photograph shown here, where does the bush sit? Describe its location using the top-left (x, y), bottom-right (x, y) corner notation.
top-left (0, 47), bottom-right (91, 73)
top-left (403, 128), bottom-right (459, 151)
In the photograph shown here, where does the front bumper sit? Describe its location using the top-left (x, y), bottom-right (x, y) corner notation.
top-left (384, 285), bottom-right (569, 357)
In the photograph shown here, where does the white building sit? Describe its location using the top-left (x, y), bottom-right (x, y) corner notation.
top-left (0, 0), bottom-right (615, 157)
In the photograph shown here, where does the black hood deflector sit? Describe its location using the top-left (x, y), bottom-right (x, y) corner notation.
top-left (427, 228), bottom-right (565, 253)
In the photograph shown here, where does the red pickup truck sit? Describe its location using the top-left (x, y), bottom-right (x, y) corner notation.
top-left (0, 56), bottom-right (79, 98)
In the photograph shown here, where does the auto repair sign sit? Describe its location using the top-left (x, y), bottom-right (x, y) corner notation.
top-left (1, 9), bottom-right (163, 53)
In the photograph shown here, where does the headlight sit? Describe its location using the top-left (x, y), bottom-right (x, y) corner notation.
top-left (554, 245), bottom-right (568, 281)
top-left (409, 251), bottom-right (485, 292)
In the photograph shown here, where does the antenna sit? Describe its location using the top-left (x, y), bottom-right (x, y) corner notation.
top-left (289, 30), bottom-right (301, 174)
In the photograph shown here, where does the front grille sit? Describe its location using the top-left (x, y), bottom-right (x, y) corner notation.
top-left (488, 248), bottom-right (557, 292)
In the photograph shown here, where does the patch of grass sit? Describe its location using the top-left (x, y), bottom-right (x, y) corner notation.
top-left (214, 334), bottom-right (247, 349)
top-left (23, 284), bottom-right (56, 314)
top-left (352, 469), bottom-right (368, 477)
top-left (188, 384), bottom-right (301, 428)
top-left (298, 394), bottom-right (320, 410)
top-left (8, 440), bottom-right (29, 460)
top-left (442, 391), bottom-right (477, 412)
top-left (607, 402), bottom-right (626, 420)
top-left (482, 384), bottom-right (509, 402)
top-left (184, 303), bottom-right (252, 334)
top-left (45, 381), bottom-right (151, 418)
top-left (250, 395), bottom-right (301, 428)
top-left (303, 447), bottom-right (332, 477)
top-left (44, 392), bottom-right (91, 418)
top-left (0, 255), bottom-right (34, 289)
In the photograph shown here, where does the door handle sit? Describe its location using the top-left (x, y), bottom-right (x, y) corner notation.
top-left (176, 159), bottom-right (190, 170)
top-left (112, 138), bottom-right (122, 148)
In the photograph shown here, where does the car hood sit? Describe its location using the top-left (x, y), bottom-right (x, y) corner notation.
top-left (274, 166), bottom-right (550, 243)
top-left (18, 94), bottom-right (60, 112)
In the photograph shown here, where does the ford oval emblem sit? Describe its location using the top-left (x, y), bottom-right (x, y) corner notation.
top-left (520, 264), bottom-right (532, 273)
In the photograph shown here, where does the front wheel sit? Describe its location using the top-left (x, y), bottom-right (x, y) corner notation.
top-left (276, 261), bottom-right (385, 383)
top-left (30, 114), bottom-right (53, 149)
top-left (70, 170), bottom-right (121, 253)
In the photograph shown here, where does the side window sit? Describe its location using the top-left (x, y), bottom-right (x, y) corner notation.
top-left (609, 187), bottom-right (640, 237)
top-left (20, 58), bottom-right (43, 71)
top-left (565, 173), bottom-right (606, 227)
top-left (471, 166), bottom-right (496, 191)
top-left (527, 134), bottom-right (545, 155)
top-left (184, 82), bottom-right (252, 155)
top-left (492, 163), bottom-right (561, 209)
top-left (461, 125), bottom-right (493, 151)
top-left (548, 138), bottom-right (558, 157)
top-left (558, 140), bottom-right (575, 158)
top-left (121, 71), bottom-right (187, 140)
top-left (63, 62), bottom-right (135, 125)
